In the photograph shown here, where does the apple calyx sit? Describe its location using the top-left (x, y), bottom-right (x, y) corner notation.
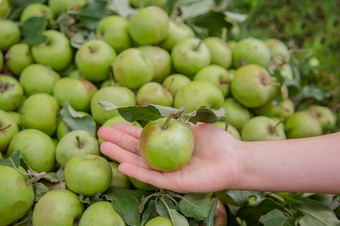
top-left (88, 45), bottom-right (96, 54)
top-left (75, 135), bottom-right (84, 149)
top-left (268, 118), bottom-right (284, 134)
top-left (0, 123), bottom-right (12, 131)
top-left (0, 80), bottom-right (13, 93)
top-left (259, 72), bottom-right (281, 87)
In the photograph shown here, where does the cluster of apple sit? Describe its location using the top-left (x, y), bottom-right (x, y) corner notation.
top-left (0, 1), bottom-right (337, 225)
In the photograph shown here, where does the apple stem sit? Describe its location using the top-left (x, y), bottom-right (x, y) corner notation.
top-left (75, 135), bottom-right (84, 149)
top-left (221, 27), bottom-right (227, 42)
top-left (270, 119), bottom-right (284, 134)
top-left (224, 122), bottom-right (229, 131)
top-left (165, 78), bottom-right (175, 92)
top-left (0, 124), bottom-right (12, 131)
top-left (88, 46), bottom-right (95, 54)
top-left (194, 40), bottom-right (203, 51)
top-left (162, 113), bottom-right (174, 130)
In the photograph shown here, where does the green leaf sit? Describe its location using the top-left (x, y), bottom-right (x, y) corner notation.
top-left (106, 0), bottom-right (138, 19)
top-left (187, 107), bottom-right (225, 124)
top-left (165, 0), bottom-right (179, 16)
top-left (77, 0), bottom-right (108, 30)
top-left (33, 182), bottom-right (49, 202)
top-left (0, 150), bottom-right (21, 168)
top-left (155, 198), bottom-right (176, 219)
top-left (180, 0), bottom-right (214, 19)
top-left (178, 193), bottom-right (212, 220)
top-left (60, 103), bottom-right (97, 136)
top-left (56, 167), bottom-right (64, 183)
top-left (294, 198), bottom-right (340, 226)
top-left (70, 30), bottom-right (96, 49)
top-left (259, 209), bottom-right (288, 226)
top-left (141, 200), bottom-right (158, 226)
top-left (300, 85), bottom-right (331, 101)
top-left (8, 0), bottom-right (46, 20)
top-left (43, 172), bottom-right (59, 183)
top-left (204, 197), bottom-right (219, 226)
top-left (104, 187), bottom-right (151, 226)
top-left (169, 209), bottom-right (189, 226)
top-left (22, 17), bottom-right (47, 45)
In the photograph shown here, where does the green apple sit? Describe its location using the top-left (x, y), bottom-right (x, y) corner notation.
top-left (0, 0), bottom-right (11, 18)
top-left (109, 161), bottom-right (131, 189)
top-left (162, 74), bottom-right (191, 98)
top-left (171, 37), bottom-right (211, 78)
top-left (75, 40), bottom-right (116, 82)
top-left (223, 98), bottom-right (252, 131)
top-left (32, 30), bottom-right (73, 71)
top-left (252, 98), bottom-right (295, 119)
top-left (129, 176), bottom-right (155, 191)
top-left (99, 115), bottom-right (141, 145)
top-left (64, 154), bottom-right (112, 196)
top-left (307, 105), bottom-right (336, 130)
top-left (0, 166), bottom-right (34, 226)
top-left (284, 111), bottom-right (322, 139)
top-left (204, 37), bottom-right (232, 69)
top-left (96, 15), bottom-right (131, 53)
top-left (22, 93), bottom-right (59, 136)
top-left (68, 69), bottom-right (83, 79)
top-left (56, 130), bottom-right (99, 167)
top-left (265, 38), bottom-right (290, 63)
top-left (7, 129), bottom-right (56, 172)
top-left (0, 50), bottom-right (3, 71)
top-left (5, 43), bottom-right (34, 75)
top-left (139, 45), bottom-right (171, 83)
top-left (79, 201), bottom-right (125, 226)
top-left (129, 0), bottom-right (166, 8)
top-left (174, 80), bottom-right (224, 113)
top-left (137, 82), bottom-right (173, 107)
top-left (233, 37), bottom-right (271, 68)
top-left (0, 75), bottom-right (24, 111)
top-left (241, 116), bottom-right (286, 141)
top-left (231, 64), bottom-right (278, 108)
top-left (0, 109), bottom-right (19, 153)
top-left (49, 0), bottom-right (87, 15)
top-left (128, 6), bottom-right (170, 45)
top-left (194, 65), bottom-right (231, 96)
top-left (56, 119), bottom-right (72, 140)
top-left (159, 21), bottom-right (195, 51)
top-left (145, 216), bottom-right (173, 226)
top-left (20, 64), bottom-right (60, 96)
top-left (139, 117), bottom-right (194, 171)
top-left (0, 20), bottom-right (20, 51)
top-left (53, 77), bottom-right (97, 112)
top-left (113, 48), bottom-right (154, 90)
top-left (91, 86), bottom-right (136, 125)
top-left (32, 189), bottom-right (84, 226)
top-left (100, 79), bottom-right (120, 88)
top-left (20, 3), bottom-right (54, 22)
top-left (7, 111), bottom-right (22, 126)
top-left (212, 121), bottom-right (241, 140)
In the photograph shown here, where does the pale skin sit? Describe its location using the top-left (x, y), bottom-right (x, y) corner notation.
top-left (98, 123), bottom-right (340, 194)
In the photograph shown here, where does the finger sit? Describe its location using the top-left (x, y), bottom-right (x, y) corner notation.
top-left (100, 142), bottom-right (150, 169)
top-left (98, 126), bottom-right (140, 155)
top-left (111, 124), bottom-right (142, 139)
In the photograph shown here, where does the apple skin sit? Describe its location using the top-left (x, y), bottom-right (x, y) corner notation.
top-left (0, 110), bottom-right (19, 153)
top-left (233, 37), bottom-right (271, 68)
top-left (48, 0), bottom-right (87, 15)
top-left (162, 74), bottom-right (191, 98)
top-left (113, 48), bottom-right (154, 90)
top-left (128, 6), bottom-right (170, 45)
top-left (284, 111), bottom-right (323, 139)
top-left (5, 43), bottom-right (34, 75)
top-left (307, 105), bottom-right (336, 130)
top-left (109, 161), bottom-right (131, 189)
top-left (22, 93), bottom-right (59, 136)
top-left (0, 0), bottom-right (11, 18)
top-left (138, 45), bottom-right (171, 83)
top-left (0, 166), bottom-right (34, 226)
top-left (129, 176), bottom-right (155, 191)
top-left (139, 117), bottom-right (194, 172)
top-left (75, 40), bottom-right (116, 82)
top-left (7, 129), bottom-right (56, 172)
top-left (145, 216), bottom-right (173, 226)
top-left (137, 82), bottom-right (173, 107)
top-left (7, 111), bottom-right (22, 126)
top-left (159, 21), bottom-right (195, 51)
top-left (56, 119), bottom-right (72, 140)
top-left (32, 30), bottom-right (73, 71)
top-left (231, 64), bottom-right (278, 108)
top-left (265, 38), bottom-right (290, 63)
top-left (20, 3), bottom-right (54, 22)
top-left (241, 116), bottom-right (286, 141)
top-left (96, 15), bottom-right (131, 53)
top-left (0, 75), bottom-right (24, 111)
top-left (79, 201), bottom-right (125, 226)
top-left (212, 121), bottom-right (241, 140)
top-left (56, 130), bottom-right (100, 167)
top-left (53, 77), bottom-right (97, 112)
top-left (32, 189), bottom-right (84, 226)
top-left (252, 98), bottom-right (295, 119)
top-left (223, 98), bottom-right (252, 131)
top-left (91, 86), bottom-right (136, 125)
top-left (64, 154), bottom-right (112, 196)
top-left (0, 50), bottom-right (3, 71)
top-left (194, 65), bottom-right (231, 97)
top-left (0, 20), bottom-right (21, 51)
top-left (20, 64), bottom-right (60, 96)
top-left (171, 37), bottom-right (211, 78)
top-left (203, 37), bottom-right (233, 69)
top-left (175, 80), bottom-right (224, 113)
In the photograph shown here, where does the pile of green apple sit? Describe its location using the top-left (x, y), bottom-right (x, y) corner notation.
top-left (0, 0), bottom-right (337, 225)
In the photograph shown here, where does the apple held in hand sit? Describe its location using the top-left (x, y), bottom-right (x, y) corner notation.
top-left (139, 117), bottom-right (194, 172)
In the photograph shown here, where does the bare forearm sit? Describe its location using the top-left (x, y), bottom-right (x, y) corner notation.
top-left (236, 132), bottom-right (340, 194)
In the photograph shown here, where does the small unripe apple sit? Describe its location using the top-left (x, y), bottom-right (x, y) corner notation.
top-left (222, 98), bottom-right (252, 131)
top-left (145, 216), bottom-right (173, 226)
top-left (139, 117), bottom-right (194, 171)
top-left (137, 82), bottom-right (173, 107)
top-left (129, 0), bottom-right (166, 8)
top-left (204, 37), bottom-right (232, 69)
top-left (20, 3), bottom-right (54, 22)
top-left (48, 0), bottom-right (87, 15)
top-left (265, 38), bottom-right (290, 63)
top-left (284, 111), bottom-right (322, 139)
top-left (129, 176), bottom-right (155, 191)
top-left (0, 109), bottom-right (19, 153)
top-left (307, 105), bottom-right (336, 130)
top-left (5, 43), bottom-right (34, 75)
top-left (162, 74), bottom-right (191, 98)
top-left (128, 6), bottom-right (170, 45)
top-left (212, 121), bottom-right (241, 140)
top-left (0, 0), bottom-right (11, 18)
top-left (0, 20), bottom-right (21, 51)
top-left (57, 119), bottom-right (72, 140)
top-left (0, 75), bottom-right (24, 111)
top-left (109, 161), bottom-right (131, 189)
top-left (252, 98), bottom-right (295, 119)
